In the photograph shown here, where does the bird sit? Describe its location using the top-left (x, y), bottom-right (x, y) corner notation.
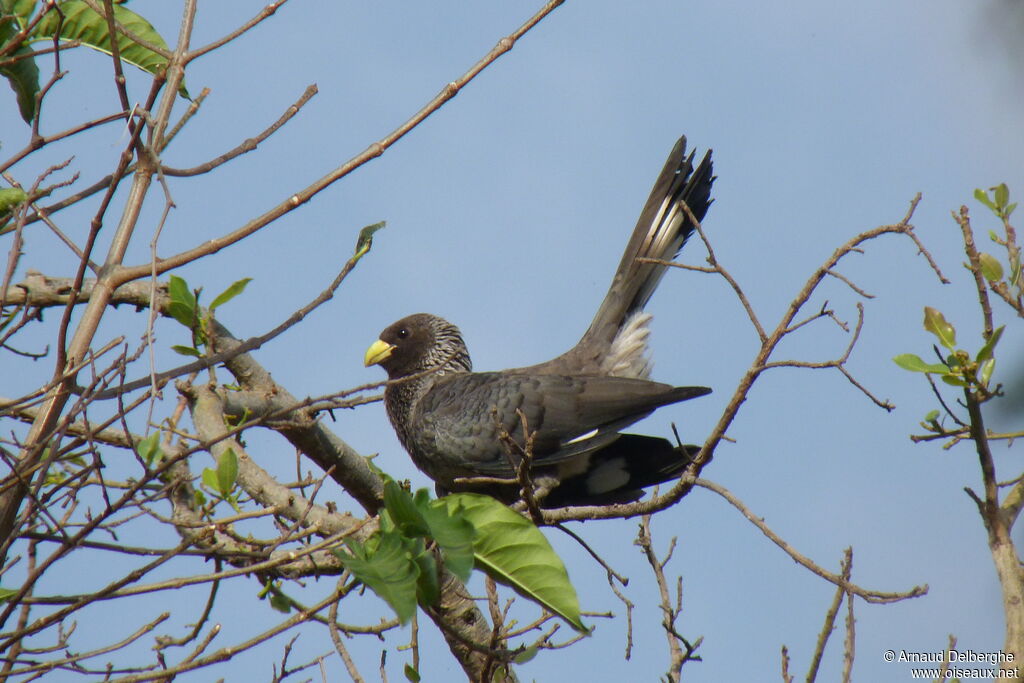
top-left (364, 137), bottom-right (714, 506)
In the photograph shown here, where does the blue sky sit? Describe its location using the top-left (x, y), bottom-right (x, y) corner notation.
top-left (3, 1), bottom-right (1023, 680)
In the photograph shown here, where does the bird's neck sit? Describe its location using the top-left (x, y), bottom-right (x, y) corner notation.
top-left (383, 363), bottom-right (467, 433)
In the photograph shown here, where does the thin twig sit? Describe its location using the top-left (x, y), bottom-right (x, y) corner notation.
top-left (806, 548), bottom-right (852, 681)
top-left (694, 478), bottom-right (926, 604)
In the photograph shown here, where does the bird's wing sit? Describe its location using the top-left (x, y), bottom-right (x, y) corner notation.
top-left (410, 372), bottom-right (708, 479)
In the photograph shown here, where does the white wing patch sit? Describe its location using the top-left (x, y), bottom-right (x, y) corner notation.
top-left (564, 428), bottom-right (600, 445)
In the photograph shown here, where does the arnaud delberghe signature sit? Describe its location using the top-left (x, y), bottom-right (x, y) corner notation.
top-left (897, 650), bottom-right (1015, 667)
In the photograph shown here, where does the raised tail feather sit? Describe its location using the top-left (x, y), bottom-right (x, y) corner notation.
top-left (514, 137), bottom-right (714, 377)
top-left (584, 136), bottom-right (714, 350)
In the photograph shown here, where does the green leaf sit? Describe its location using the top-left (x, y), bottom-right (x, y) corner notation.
top-left (354, 220), bottom-right (385, 260)
top-left (166, 275), bottom-right (197, 328)
top-left (257, 580), bottom-right (292, 613)
top-left (513, 645), bottom-right (539, 664)
top-left (170, 344), bottom-right (201, 357)
top-left (2, 0), bottom-right (35, 28)
top-left (0, 42), bottom-right (39, 124)
top-left (0, 1), bottom-right (40, 123)
top-left (892, 353), bottom-right (948, 374)
top-left (268, 590), bottom-right (291, 614)
top-left (975, 325), bottom-right (1004, 363)
top-left (978, 253), bottom-right (1003, 283)
top-left (335, 531), bottom-right (420, 623)
top-left (994, 183), bottom-right (1009, 210)
top-left (383, 480), bottom-right (430, 537)
top-left (940, 374), bottom-right (969, 387)
top-left (404, 664), bottom-right (421, 682)
top-left (200, 467), bottom-right (219, 493)
top-left (135, 431), bottom-right (162, 466)
top-left (0, 187), bottom-right (27, 213)
top-left (923, 409), bottom-right (940, 423)
top-left (216, 448), bottom-right (237, 496)
top-left (1006, 202), bottom-right (1017, 218)
top-left (382, 482), bottom-right (477, 582)
top-left (0, 186), bottom-right (28, 231)
top-left (421, 499), bottom-right (476, 582)
top-left (923, 307), bottom-right (956, 350)
top-left (33, 2), bottom-right (187, 96)
top-left (979, 358), bottom-right (995, 388)
top-left (975, 188), bottom-right (997, 211)
top-left (0, 586), bottom-right (18, 603)
top-left (209, 277), bottom-right (252, 312)
top-left (411, 545), bottom-right (440, 607)
top-left (441, 493), bottom-right (587, 632)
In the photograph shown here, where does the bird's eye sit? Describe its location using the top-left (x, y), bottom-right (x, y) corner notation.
top-left (396, 328), bottom-right (408, 339)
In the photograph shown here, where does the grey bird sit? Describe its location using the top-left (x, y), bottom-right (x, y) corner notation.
top-left (364, 137), bottom-right (713, 506)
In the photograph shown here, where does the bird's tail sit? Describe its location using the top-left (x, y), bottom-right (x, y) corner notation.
top-left (584, 137), bottom-right (714, 353)
top-left (509, 137), bottom-right (713, 378)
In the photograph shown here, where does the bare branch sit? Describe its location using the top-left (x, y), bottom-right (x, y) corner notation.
top-left (160, 84), bottom-right (317, 177)
top-left (780, 645), bottom-right (793, 683)
top-left (188, 1), bottom-right (291, 61)
top-left (806, 548), bottom-right (852, 682)
top-left (635, 514), bottom-right (700, 680)
top-left (694, 478), bottom-right (925, 604)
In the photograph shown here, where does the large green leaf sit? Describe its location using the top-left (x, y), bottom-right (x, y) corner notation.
top-left (0, 0), bottom-right (40, 122)
top-left (442, 493), bottom-right (587, 632)
top-left (33, 1), bottom-right (187, 95)
top-left (1, 0), bottom-right (36, 31)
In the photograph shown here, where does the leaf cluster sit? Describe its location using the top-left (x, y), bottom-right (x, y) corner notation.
top-left (974, 184), bottom-right (1023, 302)
top-left (894, 184), bottom-right (1019, 439)
top-left (334, 481), bottom-right (586, 633)
top-left (167, 274), bottom-right (252, 357)
top-left (197, 447), bottom-right (239, 511)
top-left (894, 307), bottom-right (1002, 391)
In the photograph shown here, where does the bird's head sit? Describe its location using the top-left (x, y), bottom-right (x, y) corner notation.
top-left (364, 313), bottom-right (472, 379)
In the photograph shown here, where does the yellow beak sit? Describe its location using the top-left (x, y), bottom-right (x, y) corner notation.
top-left (364, 339), bottom-right (396, 367)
